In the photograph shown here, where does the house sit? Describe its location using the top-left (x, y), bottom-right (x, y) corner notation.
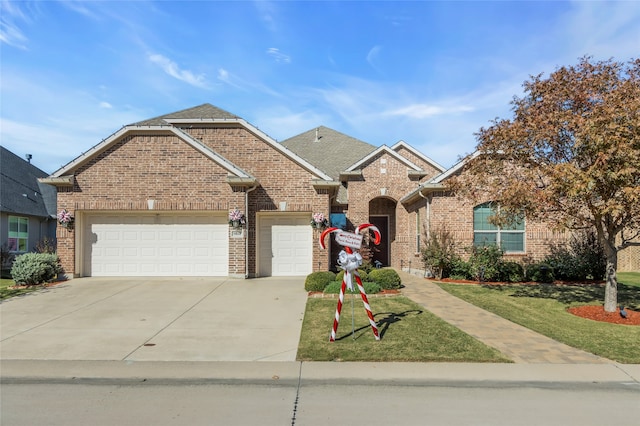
top-left (0, 146), bottom-right (57, 268)
top-left (40, 104), bottom-right (638, 278)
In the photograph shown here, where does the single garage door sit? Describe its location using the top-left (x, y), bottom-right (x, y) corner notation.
top-left (83, 213), bottom-right (228, 276)
top-left (258, 214), bottom-right (312, 277)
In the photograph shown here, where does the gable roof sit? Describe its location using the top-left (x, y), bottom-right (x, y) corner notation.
top-left (390, 140), bottom-right (446, 173)
top-left (0, 146), bottom-right (57, 218)
top-left (400, 151), bottom-right (479, 204)
top-left (49, 126), bottom-right (254, 179)
top-left (345, 145), bottom-right (422, 172)
top-left (49, 104), bottom-right (332, 182)
top-left (132, 103), bottom-right (240, 126)
top-left (281, 126), bottom-right (376, 180)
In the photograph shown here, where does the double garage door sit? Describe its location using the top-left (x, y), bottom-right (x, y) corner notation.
top-left (82, 213), bottom-right (313, 277)
top-left (83, 214), bottom-right (228, 277)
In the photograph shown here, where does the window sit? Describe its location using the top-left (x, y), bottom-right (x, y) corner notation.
top-left (473, 203), bottom-right (524, 252)
top-left (8, 216), bottom-right (29, 252)
top-left (415, 209), bottom-right (421, 253)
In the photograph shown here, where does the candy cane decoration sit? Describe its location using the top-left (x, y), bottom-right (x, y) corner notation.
top-left (320, 224), bottom-right (381, 342)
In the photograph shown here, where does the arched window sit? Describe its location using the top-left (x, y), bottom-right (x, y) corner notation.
top-left (473, 203), bottom-right (524, 252)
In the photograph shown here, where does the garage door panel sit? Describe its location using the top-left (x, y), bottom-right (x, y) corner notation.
top-left (259, 215), bottom-right (312, 277)
top-left (84, 214), bottom-right (228, 277)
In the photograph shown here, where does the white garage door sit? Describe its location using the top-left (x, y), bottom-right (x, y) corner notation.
top-left (258, 214), bottom-right (312, 277)
top-left (83, 214), bottom-right (228, 277)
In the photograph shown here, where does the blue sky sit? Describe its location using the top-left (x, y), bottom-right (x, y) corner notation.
top-left (1, 1), bottom-right (639, 173)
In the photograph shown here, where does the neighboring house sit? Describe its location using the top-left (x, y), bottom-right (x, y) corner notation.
top-left (0, 146), bottom-right (57, 267)
top-left (39, 104), bottom-right (638, 278)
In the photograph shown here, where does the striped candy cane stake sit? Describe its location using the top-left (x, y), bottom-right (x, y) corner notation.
top-left (329, 276), bottom-right (347, 342)
top-left (320, 224), bottom-right (382, 342)
top-left (354, 270), bottom-right (380, 340)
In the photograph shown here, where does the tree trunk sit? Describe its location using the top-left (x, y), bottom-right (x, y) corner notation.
top-left (603, 245), bottom-right (618, 313)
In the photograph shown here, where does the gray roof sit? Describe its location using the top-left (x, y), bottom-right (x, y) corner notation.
top-left (281, 126), bottom-right (376, 180)
top-left (131, 103), bottom-right (240, 126)
top-left (0, 146), bottom-right (57, 218)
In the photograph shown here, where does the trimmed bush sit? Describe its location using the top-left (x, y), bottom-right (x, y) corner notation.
top-left (499, 261), bottom-right (525, 283)
top-left (11, 253), bottom-right (62, 285)
top-left (336, 269), bottom-right (369, 283)
top-left (526, 263), bottom-right (554, 283)
top-left (324, 281), bottom-right (381, 295)
top-left (368, 268), bottom-right (401, 290)
top-left (304, 271), bottom-right (336, 292)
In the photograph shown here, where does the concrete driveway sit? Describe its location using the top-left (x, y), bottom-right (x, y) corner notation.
top-left (0, 277), bottom-right (308, 362)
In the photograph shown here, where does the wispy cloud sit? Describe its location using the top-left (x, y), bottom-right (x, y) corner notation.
top-left (267, 48), bottom-right (291, 63)
top-left (254, 0), bottom-right (278, 33)
top-left (148, 54), bottom-right (209, 88)
top-left (384, 103), bottom-right (474, 119)
top-left (366, 45), bottom-right (383, 73)
top-left (99, 101), bottom-right (113, 109)
top-left (0, 0), bottom-right (31, 49)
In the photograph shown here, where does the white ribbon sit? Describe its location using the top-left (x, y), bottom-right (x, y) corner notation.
top-left (337, 250), bottom-right (362, 291)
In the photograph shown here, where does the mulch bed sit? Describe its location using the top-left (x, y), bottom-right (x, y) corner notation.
top-left (567, 305), bottom-right (639, 325)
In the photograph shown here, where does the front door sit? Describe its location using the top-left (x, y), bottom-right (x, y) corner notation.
top-left (368, 216), bottom-right (389, 267)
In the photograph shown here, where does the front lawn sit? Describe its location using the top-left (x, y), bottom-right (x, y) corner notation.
top-left (438, 278), bottom-right (640, 364)
top-left (296, 295), bottom-right (510, 362)
top-left (0, 277), bottom-right (36, 300)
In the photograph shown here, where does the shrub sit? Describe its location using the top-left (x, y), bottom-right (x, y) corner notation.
top-left (544, 229), bottom-right (606, 281)
top-left (448, 257), bottom-right (472, 280)
top-left (526, 263), bottom-right (554, 283)
top-left (499, 261), bottom-right (525, 282)
top-left (324, 281), bottom-right (382, 295)
top-left (11, 253), bottom-right (62, 285)
top-left (368, 268), bottom-right (402, 290)
top-left (34, 237), bottom-right (57, 254)
top-left (421, 227), bottom-right (458, 279)
top-left (336, 269), bottom-right (369, 283)
top-left (468, 244), bottom-right (503, 281)
top-left (570, 229), bottom-right (606, 280)
top-left (304, 271), bottom-right (336, 292)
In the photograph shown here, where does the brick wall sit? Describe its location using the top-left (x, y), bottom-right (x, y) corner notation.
top-left (343, 151), bottom-right (427, 269)
top-left (56, 126), bottom-right (330, 277)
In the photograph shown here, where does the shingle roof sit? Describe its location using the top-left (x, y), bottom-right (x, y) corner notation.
top-left (0, 146), bottom-right (57, 218)
top-left (281, 126), bottom-right (376, 180)
top-left (131, 103), bottom-right (240, 126)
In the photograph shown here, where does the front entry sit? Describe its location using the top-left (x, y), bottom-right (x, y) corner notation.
top-left (368, 216), bottom-right (389, 267)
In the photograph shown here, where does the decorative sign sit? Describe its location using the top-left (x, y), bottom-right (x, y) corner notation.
top-left (334, 231), bottom-right (363, 249)
top-left (319, 223), bottom-right (382, 342)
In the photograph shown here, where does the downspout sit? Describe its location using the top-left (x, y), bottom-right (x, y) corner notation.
top-left (245, 184), bottom-right (258, 278)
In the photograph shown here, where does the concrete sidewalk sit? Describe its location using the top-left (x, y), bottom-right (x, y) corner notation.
top-left (2, 360), bottom-right (639, 387)
top-left (399, 271), bottom-right (611, 364)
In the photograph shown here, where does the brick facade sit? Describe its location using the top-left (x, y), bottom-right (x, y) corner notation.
top-left (51, 123), bottom-right (330, 278)
top-left (44, 104), bottom-right (638, 278)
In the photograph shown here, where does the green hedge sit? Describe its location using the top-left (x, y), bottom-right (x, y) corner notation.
top-left (368, 268), bottom-right (402, 290)
top-left (304, 271), bottom-right (336, 292)
top-left (11, 253), bottom-right (62, 285)
top-left (324, 281), bottom-right (382, 295)
top-left (336, 269), bottom-right (369, 283)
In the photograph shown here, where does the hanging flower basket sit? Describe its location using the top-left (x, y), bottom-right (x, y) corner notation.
top-left (310, 212), bottom-right (329, 230)
top-left (57, 209), bottom-right (74, 229)
top-left (228, 209), bottom-right (246, 228)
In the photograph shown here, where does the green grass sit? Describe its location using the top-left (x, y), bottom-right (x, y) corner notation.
top-left (296, 295), bottom-right (510, 363)
top-left (618, 271), bottom-right (640, 287)
top-left (438, 279), bottom-right (640, 364)
top-left (0, 277), bottom-right (36, 300)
